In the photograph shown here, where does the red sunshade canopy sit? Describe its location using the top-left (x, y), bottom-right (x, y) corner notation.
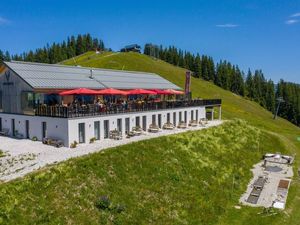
top-left (96, 88), bottom-right (128, 95)
top-left (150, 89), bottom-right (174, 95)
top-left (166, 89), bottom-right (185, 95)
top-left (126, 89), bottom-right (157, 95)
top-left (59, 88), bottom-right (99, 95)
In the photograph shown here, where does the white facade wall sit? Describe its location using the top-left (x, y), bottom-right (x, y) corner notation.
top-left (0, 113), bottom-right (69, 145)
top-left (0, 106), bottom-right (205, 148)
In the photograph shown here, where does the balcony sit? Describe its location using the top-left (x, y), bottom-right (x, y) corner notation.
top-left (34, 99), bottom-right (221, 118)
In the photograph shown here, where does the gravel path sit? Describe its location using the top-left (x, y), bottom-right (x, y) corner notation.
top-left (0, 120), bottom-right (222, 182)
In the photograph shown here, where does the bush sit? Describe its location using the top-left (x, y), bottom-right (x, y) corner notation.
top-left (89, 137), bottom-right (96, 144)
top-left (31, 136), bottom-right (38, 141)
top-left (95, 196), bottom-right (111, 210)
top-left (70, 141), bottom-right (78, 148)
top-left (0, 150), bottom-right (5, 158)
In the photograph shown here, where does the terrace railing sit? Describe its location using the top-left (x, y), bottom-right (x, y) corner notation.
top-left (35, 99), bottom-right (221, 118)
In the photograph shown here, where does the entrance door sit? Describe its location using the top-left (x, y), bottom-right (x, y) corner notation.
top-left (25, 120), bottom-right (30, 139)
top-left (196, 110), bottom-right (199, 121)
top-left (152, 114), bottom-right (156, 124)
top-left (0, 117), bottom-right (2, 131)
top-left (158, 114), bottom-right (162, 128)
top-left (142, 116), bottom-right (147, 131)
top-left (125, 118), bottom-right (130, 134)
top-left (167, 113), bottom-right (170, 123)
top-left (184, 111), bottom-right (187, 123)
top-left (11, 119), bottom-right (15, 136)
top-left (104, 120), bottom-right (109, 139)
top-left (94, 121), bottom-right (100, 140)
top-left (78, 123), bottom-right (85, 143)
top-left (191, 110), bottom-right (194, 120)
top-left (42, 122), bottom-right (47, 138)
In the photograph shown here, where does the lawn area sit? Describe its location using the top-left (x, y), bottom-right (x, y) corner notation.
top-left (0, 120), bottom-right (285, 225)
top-left (62, 51), bottom-right (300, 224)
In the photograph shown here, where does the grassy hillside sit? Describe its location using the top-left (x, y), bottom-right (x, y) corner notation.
top-left (0, 51), bottom-right (299, 224)
top-left (0, 120), bottom-right (286, 224)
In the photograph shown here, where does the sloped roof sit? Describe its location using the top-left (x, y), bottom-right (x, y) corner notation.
top-left (4, 61), bottom-right (181, 90)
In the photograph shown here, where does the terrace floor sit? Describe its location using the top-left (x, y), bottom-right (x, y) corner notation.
top-left (0, 120), bottom-right (223, 182)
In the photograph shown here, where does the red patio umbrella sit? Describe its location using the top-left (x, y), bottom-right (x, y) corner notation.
top-left (150, 89), bottom-right (174, 95)
top-left (126, 89), bottom-right (156, 95)
top-left (166, 89), bottom-right (185, 95)
top-left (96, 88), bottom-right (128, 95)
top-left (59, 88), bottom-right (99, 95)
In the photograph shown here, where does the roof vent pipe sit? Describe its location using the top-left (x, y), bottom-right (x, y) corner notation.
top-left (89, 69), bottom-right (94, 79)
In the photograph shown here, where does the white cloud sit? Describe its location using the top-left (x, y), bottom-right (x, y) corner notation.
top-left (216, 24), bottom-right (239, 28)
top-left (285, 19), bottom-right (299, 25)
top-left (290, 12), bottom-right (300, 17)
top-left (0, 16), bottom-right (10, 25)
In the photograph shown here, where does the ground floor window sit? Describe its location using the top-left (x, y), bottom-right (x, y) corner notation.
top-left (158, 114), bottom-right (162, 128)
top-left (42, 121), bottom-right (47, 139)
top-left (196, 110), bottom-right (199, 121)
top-left (104, 120), bottom-right (109, 139)
top-left (142, 116), bottom-right (147, 131)
top-left (117, 118), bottom-right (122, 132)
top-left (184, 111), bottom-right (187, 123)
top-left (94, 121), bottom-right (100, 140)
top-left (25, 120), bottom-right (30, 139)
top-left (173, 112), bottom-right (176, 126)
top-left (135, 116), bottom-right (140, 127)
top-left (191, 110), bottom-right (194, 120)
top-left (152, 114), bottom-right (156, 124)
top-left (179, 112), bottom-right (182, 122)
top-left (78, 123), bottom-right (85, 143)
top-left (125, 118), bottom-right (130, 134)
top-left (167, 113), bottom-right (170, 123)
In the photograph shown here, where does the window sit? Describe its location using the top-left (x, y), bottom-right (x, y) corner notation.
top-left (135, 116), bottom-right (140, 127)
top-left (184, 111), bottom-right (187, 123)
top-left (173, 112), bottom-right (176, 126)
top-left (12, 119), bottom-right (15, 137)
top-left (0, 91), bottom-right (2, 111)
top-left (0, 117), bottom-right (2, 131)
top-left (179, 112), bottom-right (182, 122)
top-left (25, 120), bottom-right (30, 139)
top-left (152, 115), bottom-right (156, 124)
top-left (191, 110), bottom-right (194, 120)
top-left (167, 113), bottom-right (170, 123)
top-left (42, 122), bottom-right (47, 138)
top-left (117, 119), bottom-right (122, 133)
top-left (78, 123), bottom-right (85, 143)
top-left (125, 118), bottom-right (130, 134)
top-left (104, 120), bottom-right (109, 139)
top-left (21, 92), bottom-right (43, 111)
top-left (196, 110), bottom-right (199, 121)
top-left (94, 121), bottom-right (100, 140)
top-left (158, 114), bottom-right (162, 128)
top-left (142, 116), bottom-right (147, 131)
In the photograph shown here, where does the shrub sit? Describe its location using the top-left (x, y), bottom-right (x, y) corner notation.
top-left (89, 137), bottom-right (96, 144)
top-left (0, 150), bottom-right (5, 158)
top-left (70, 141), bottom-right (78, 148)
top-left (31, 136), bottom-right (38, 141)
top-left (95, 196), bottom-right (111, 210)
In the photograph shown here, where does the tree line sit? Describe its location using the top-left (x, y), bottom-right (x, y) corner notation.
top-left (144, 43), bottom-right (300, 126)
top-left (0, 33), bottom-right (105, 64)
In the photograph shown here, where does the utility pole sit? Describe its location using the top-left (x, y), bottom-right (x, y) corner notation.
top-left (273, 97), bottom-right (284, 120)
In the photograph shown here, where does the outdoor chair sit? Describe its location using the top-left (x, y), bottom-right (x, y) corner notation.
top-left (177, 121), bottom-right (187, 129)
top-left (148, 124), bottom-right (160, 133)
top-left (189, 120), bottom-right (198, 127)
top-left (162, 122), bottom-right (175, 130)
top-left (0, 128), bottom-right (9, 136)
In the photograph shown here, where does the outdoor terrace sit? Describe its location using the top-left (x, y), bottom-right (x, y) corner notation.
top-left (35, 99), bottom-right (222, 118)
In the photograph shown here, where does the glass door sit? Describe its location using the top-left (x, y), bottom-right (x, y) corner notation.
top-left (104, 120), bottom-right (109, 139)
top-left (142, 116), bottom-right (147, 131)
top-left (94, 121), bottom-right (100, 140)
top-left (42, 122), bottom-right (47, 138)
top-left (25, 120), bottom-right (30, 139)
top-left (125, 118), bottom-right (130, 134)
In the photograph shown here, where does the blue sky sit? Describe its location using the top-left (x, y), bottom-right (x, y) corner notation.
top-left (0, 0), bottom-right (300, 82)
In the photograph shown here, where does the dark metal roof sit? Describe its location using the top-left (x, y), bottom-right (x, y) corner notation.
top-left (4, 61), bottom-right (181, 90)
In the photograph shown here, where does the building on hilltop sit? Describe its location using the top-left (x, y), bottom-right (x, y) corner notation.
top-left (0, 61), bottom-right (221, 147)
top-left (120, 44), bottom-right (141, 53)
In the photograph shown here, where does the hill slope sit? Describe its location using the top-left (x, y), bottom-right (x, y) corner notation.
top-left (0, 52), bottom-right (299, 224)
